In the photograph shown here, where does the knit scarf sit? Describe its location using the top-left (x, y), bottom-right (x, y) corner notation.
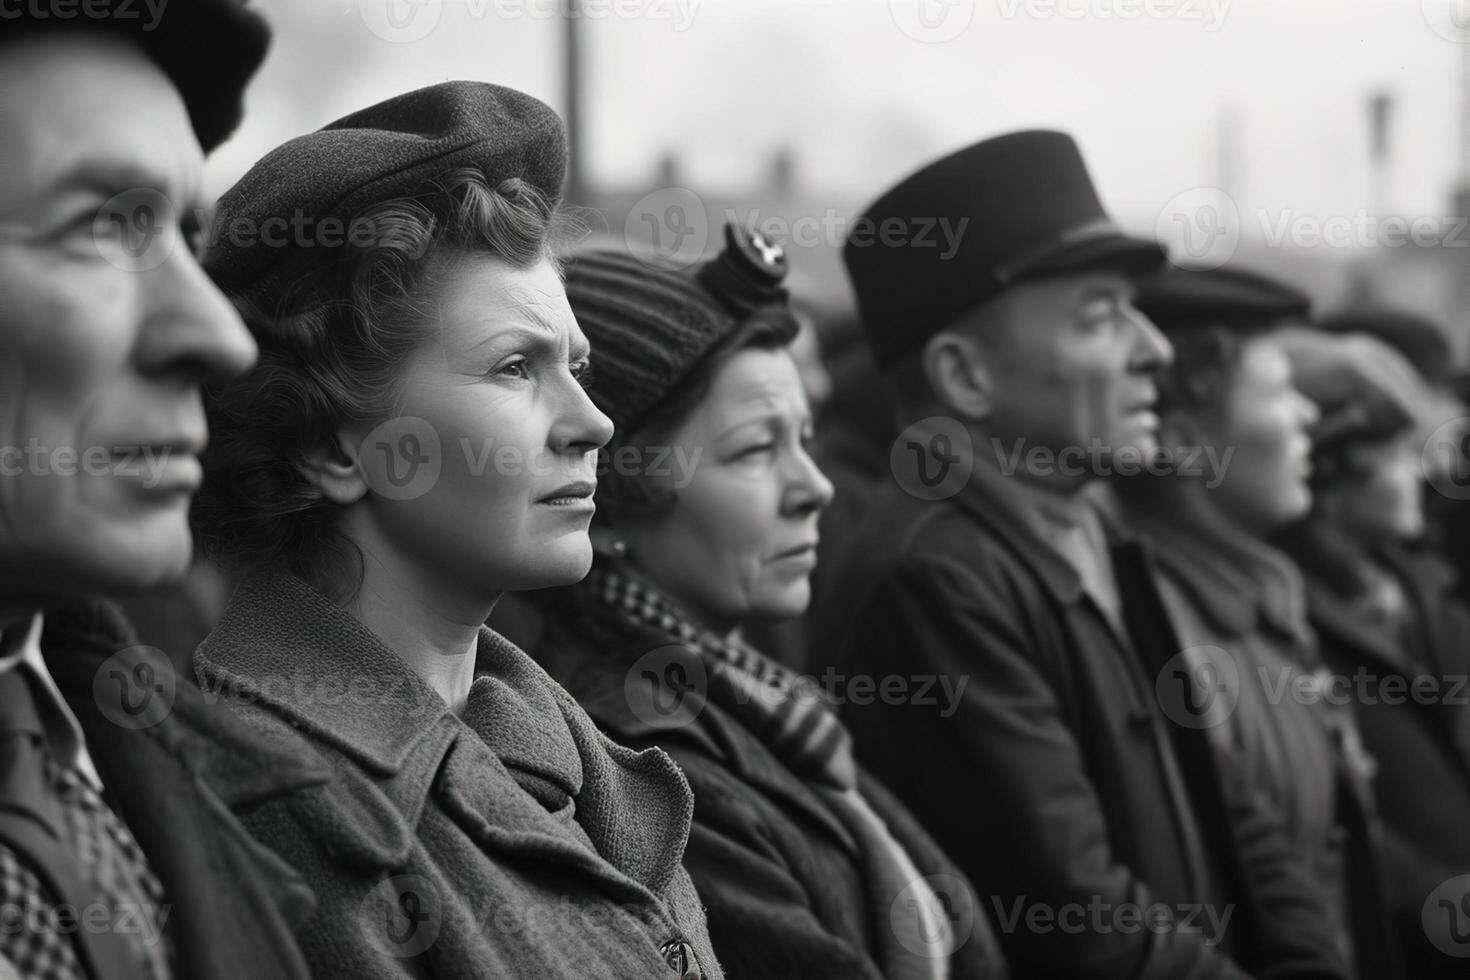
top-left (588, 566), bottom-right (952, 980)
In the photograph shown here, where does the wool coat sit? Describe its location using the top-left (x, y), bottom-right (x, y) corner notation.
top-left (192, 572), bottom-right (721, 980)
top-left (525, 591), bottom-right (1010, 980)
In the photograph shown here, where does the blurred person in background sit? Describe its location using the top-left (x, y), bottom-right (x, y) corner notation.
top-left (1316, 309), bottom-right (1470, 607)
top-left (1271, 329), bottom-right (1470, 979)
top-left (814, 129), bottom-right (1351, 979)
top-left (516, 223), bottom-right (1007, 979)
top-left (192, 82), bottom-right (719, 979)
top-left (1114, 266), bottom-right (1399, 979)
top-left (0, 6), bottom-right (323, 979)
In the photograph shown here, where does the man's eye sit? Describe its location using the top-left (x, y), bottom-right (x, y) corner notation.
top-left (181, 214), bottom-right (208, 259)
top-left (571, 360), bottom-right (594, 389)
top-left (739, 443), bottom-right (776, 458)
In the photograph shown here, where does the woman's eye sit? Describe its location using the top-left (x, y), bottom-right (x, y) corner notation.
top-left (571, 360), bottom-right (594, 389)
top-left (496, 358), bottom-right (531, 380)
top-left (738, 443), bottom-right (776, 459)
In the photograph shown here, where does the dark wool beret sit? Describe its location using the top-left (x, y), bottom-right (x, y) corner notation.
top-left (845, 129), bottom-right (1164, 365)
top-left (1135, 265), bottom-right (1311, 333)
top-left (205, 80), bottom-right (567, 311)
top-left (566, 223), bottom-right (796, 436)
top-left (2, 0), bottom-right (270, 153)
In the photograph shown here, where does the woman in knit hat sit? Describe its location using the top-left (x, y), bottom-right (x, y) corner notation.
top-left (516, 223), bottom-right (1008, 979)
top-left (188, 81), bottom-right (719, 979)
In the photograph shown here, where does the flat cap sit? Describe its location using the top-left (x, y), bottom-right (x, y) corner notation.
top-left (3, 0), bottom-right (270, 153)
top-left (1274, 328), bottom-right (1436, 452)
top-left (1135, 264), bottom-right (1311, 332)
top-left (1316, 308), bottom-right (1455, 388)
top-left (205, 81), bottom-right (566, 310)
top-left (845, 130), bottom-right (1164, 364)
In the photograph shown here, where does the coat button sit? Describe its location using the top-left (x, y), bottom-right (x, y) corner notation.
top-left (659, 939), bottom-right (701, 979)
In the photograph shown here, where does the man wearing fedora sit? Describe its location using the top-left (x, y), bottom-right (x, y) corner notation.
top-left (815, 131), bottom-right (1351, 978)
top-left (0, 5), bottom-right (317, 978)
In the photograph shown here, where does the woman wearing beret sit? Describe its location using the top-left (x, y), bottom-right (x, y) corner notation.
top-left (190, 81), bottom-right (719, 979)
top-left (1270, 330), bottom-right (1470, 980)
top-left (514, 224), bottom-right (1008, 979)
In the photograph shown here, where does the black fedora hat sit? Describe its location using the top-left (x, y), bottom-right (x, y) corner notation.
top-left (845, 129), bottom-right (1164, 363)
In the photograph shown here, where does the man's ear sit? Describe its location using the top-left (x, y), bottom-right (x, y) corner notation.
top-left (297, 429), bottom-right (368, 506)
top-left (921, 329), bottom-right (994, 420)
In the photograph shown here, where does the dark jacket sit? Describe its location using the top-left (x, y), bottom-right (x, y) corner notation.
top-left (1285, 535), bottom-right (1470, 979)
top-left (527, 591), bottom-right (1008, 980)
top-left (1123, 490), bottom-right (1399, 979)
top-left (812, 457), bottom-right (1353, 980)
top-left (193, 572), bottom-right (721, 980)
top-left (31, 599), bottom-right (318, 980)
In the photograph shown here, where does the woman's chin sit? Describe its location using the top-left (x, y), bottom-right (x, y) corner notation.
top-left (511, 537), bottom-right (595, 590)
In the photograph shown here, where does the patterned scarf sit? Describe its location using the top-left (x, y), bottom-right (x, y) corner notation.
top-left (588, 566), bottom-right (857, 790)
top-left (587, 566), bottom-right (954, 980)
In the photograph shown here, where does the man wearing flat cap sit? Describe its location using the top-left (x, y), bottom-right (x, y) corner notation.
top-left (1116, 266), bottom-right (1402, 979)
top-left (0, 6), bottom-right (316, 979)
top-left (815, 132), bottom-right (1352, 978)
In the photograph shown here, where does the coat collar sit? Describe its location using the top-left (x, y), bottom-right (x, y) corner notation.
top-left (1122, 488), bottom-right (1312, 646)
top-left (195, 572), bottom-right (692, 899)
top-left (555, 622), bottom-right (860, 855)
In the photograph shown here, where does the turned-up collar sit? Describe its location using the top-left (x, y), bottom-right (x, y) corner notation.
top-left (1123, 487), bottom-right (1312, 646)
top-left (194, 572), bottom-right (582, 800)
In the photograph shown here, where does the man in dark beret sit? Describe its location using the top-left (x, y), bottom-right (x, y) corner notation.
top-left (0, 6), bottom-right (317, 979)
top-left (814, 132), bottom-right (1352, 978)
top-left (1116, 266), bottom-right (1404, 979)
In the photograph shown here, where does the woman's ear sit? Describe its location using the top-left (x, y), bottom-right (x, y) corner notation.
top-left (296, 429), bottom-right (369, 506)
top-left (922, 329), bottom-right (994, 420)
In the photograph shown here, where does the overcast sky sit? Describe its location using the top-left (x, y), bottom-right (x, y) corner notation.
top-left (209, 0), bottom-right (1470, 246)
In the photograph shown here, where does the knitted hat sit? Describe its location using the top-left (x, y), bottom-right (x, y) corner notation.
top-left (2, 0), bottom-right (271, 154)
top-left (205, 80), bottom-right (566, 312)
top-left (566, 223), bottom-right (796, 435)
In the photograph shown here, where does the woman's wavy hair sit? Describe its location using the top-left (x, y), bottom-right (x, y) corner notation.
top-left (194, 168), bottom-right (565, 601)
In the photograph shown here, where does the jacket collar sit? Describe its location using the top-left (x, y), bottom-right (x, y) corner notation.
top-left (1122, 487), bottom-right (1311, 645)
top-left (558, 624), bottom-right (860, 854)
top-left (914, 437), bottom-right (1120, 607)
